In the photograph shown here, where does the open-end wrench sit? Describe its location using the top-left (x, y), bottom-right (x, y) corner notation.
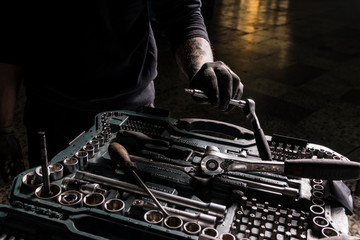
top-left (201, 146), bottom-right (360, 180)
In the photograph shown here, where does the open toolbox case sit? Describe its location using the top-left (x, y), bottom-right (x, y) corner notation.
top-left (3, 109), bottom-right (352, 239)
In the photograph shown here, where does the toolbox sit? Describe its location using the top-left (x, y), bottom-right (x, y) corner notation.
top-left (1, 109), bottom-right (355, 240)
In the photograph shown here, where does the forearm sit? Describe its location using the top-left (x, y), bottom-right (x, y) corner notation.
top-left (175, 37), bottom-right (214, 80)
top-left (0, 62), bottom-right (22, 129)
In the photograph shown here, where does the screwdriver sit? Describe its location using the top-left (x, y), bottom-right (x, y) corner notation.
top-left (38, 131), bottom-right (53, 197)
top-left (184, 88), bottom-right (247, 108)
top-left (108, 142), bottom-right (169, 216)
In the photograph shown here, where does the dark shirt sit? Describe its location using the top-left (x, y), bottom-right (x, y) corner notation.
top-left (1, 0), bottom-right (209, 112)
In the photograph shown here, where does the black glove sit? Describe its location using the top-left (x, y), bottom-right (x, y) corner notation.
top-left (0, 128), bottom-right (25, 183)
top-left (190, 61), bottom-right (243, 112)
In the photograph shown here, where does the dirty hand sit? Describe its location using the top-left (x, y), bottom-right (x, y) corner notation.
top-left (0, 128), bottom-right (25, 183)
top-left (190, 61), bottom-right (243, 112)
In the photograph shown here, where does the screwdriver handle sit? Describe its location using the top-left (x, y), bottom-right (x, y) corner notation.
top-left (284, 159), bottom-right (360, 180)
top-left (109, 142), bottom-right (137, 169)
top-left (108, 142), bottom-right (169, 216)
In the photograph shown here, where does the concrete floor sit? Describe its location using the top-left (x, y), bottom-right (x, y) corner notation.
top-left (1, 0), bottom-right (359, 237)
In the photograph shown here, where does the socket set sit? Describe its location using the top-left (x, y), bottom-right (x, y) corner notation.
top-left (3, 109), bottom-right (353, 239)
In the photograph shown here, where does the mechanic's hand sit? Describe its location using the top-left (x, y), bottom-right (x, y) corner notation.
top-left (0, 128), bottom-right (25, 183)
top-left (190, 61), bottom-right (243, 112)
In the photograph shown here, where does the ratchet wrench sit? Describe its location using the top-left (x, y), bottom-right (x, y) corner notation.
top-left (201, 146), bottom-right (360, 180)
top-left (185, 88), bottom-right (272, 160)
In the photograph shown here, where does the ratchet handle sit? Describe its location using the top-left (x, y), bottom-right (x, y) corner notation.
top-left (284, 159), bottom-right (360, 180)
top-left (254, 128), bottom-right (272, 160)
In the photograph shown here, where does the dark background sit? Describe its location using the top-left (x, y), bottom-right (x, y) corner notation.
top-left (1, 0), bottom-right (359, 236)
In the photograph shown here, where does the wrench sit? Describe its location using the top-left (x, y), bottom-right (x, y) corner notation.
top-left (243, 99), bottom-right (272, 160)
top-left (201, 146), bottom-right (360, 180)
top-left (185, 89), bottom-right (272, 160)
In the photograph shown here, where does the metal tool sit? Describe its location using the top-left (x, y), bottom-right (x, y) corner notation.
top-left (184, 222), bottom-right (202, 235)
top-left (132, 199), bottom-right (217, 227)
top-left (201, 146), bottom-right (360, 180)
top-left (108, 142), bottom-right (169, 216)
top-left (185, 89), bottom-right (272, 160)
top-left (38, 131), bottom-right (52, 197)
top-left (74, 171), bottom-right (227, 218)
top-left (243, 99), bottom-right (272, 160)
top-left (130, 153), bottom-right (196, 171)
top-left (144, 210), bottom-right (164, 224)
top-left (104, 199), bottom-right (125, 214)
top-left (164, 215), bottom-right (183, 230)
top-left (184, 88), bottom-right (247, 108)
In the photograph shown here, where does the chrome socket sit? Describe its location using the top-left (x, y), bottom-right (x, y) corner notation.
top-left (310, 204), bottom-right (325, 219)
top-left (104, 199), bottom-right (125, 214)
top-left (58, 190), bottom-right (83, 207)
top-left (21, 171), bottom-right (42, 191)
top-left (35, 184), bottom-right (62, 200)
top-left (82, 144), bottom-right (95, 159)
top-left (144, 210), bottom-right (163, 225)
top-left (83, 192), bottom-right (105, 208)
top-left (164, 215), bottom-right (183, 230)
top-left (94, 135), bottom-right (105, 147)
top-left (201, 227), bottom-right (218, 238)
top-left (88, 139), bottom-right (100, 152)
top-left (312, 216), bottom-right (329, 233)
top-left (312, 184), bottom-right (324, 192)
top-left (235, 210), bottom-right (244, 219)
top-left (321, 227), bottom-right (339, 237)
top-left (63, 157), bottom-right (79, 174)
top-left (75, 150), bottom-right (88, 170)
top-left (49, 163), bottom-right (64, 181)
top-left (219, 233), bottom-right (236, 240)
top-left (101, 130), bottom-right (111, 142)
top-left (184, 222), bottom-right (201, 235)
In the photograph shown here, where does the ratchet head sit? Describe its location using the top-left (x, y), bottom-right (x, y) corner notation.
top-left (242, 99), bottom-right (256, 122)
top-left (200, 155), bottom-right (225, 176)
top-left (201, 146), bottom-right (235, 176)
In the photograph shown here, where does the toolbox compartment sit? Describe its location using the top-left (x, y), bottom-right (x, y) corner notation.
top-left (3, 110), bottom-right (351, 239)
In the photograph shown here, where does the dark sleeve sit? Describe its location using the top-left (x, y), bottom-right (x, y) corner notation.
top-left (151, 0), bottom-right (210, 52)
top-left (0, 1), bottom-right (25, 66)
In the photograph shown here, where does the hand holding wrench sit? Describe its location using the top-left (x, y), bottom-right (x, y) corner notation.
top-left (185, 89), bottom-right (272, 160)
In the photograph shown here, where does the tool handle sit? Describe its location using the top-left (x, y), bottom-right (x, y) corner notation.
top-left (284, 159), bottom-right (360, 180)
top-left (254, 128), bottom-right (272, 160)
top-left (108, 142), bottom-right (136, 169)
